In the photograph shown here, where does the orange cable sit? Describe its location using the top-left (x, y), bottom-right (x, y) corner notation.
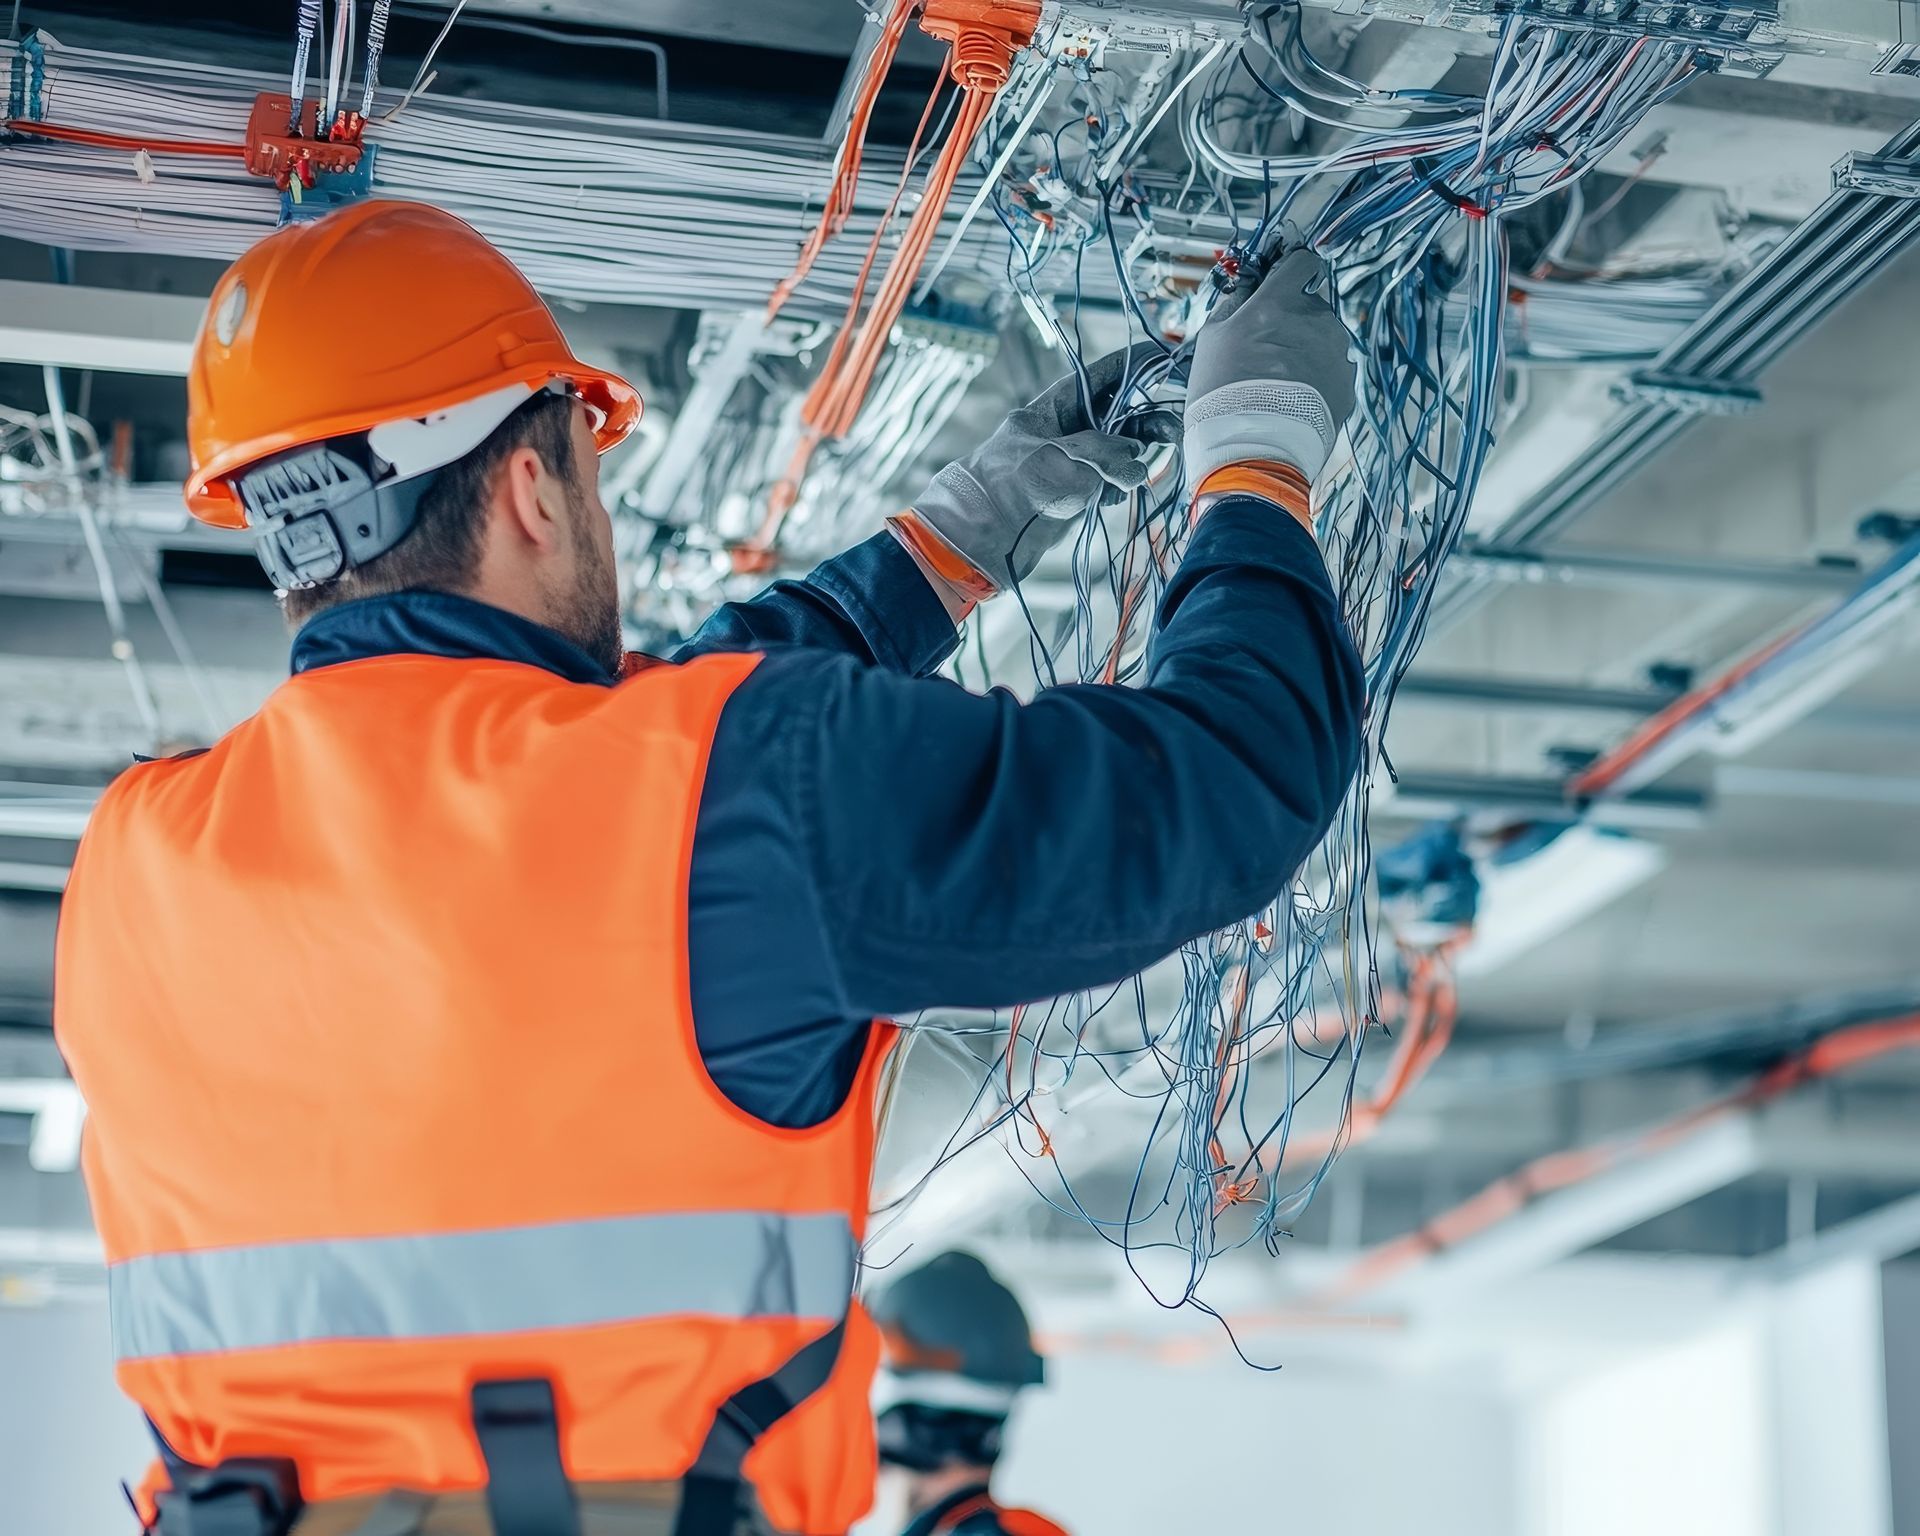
top-left (1570, 625), bottom-right (1802, 799)
top-left (1248, 947), bottom-right (1462, 1173)
top-left (762, 3), bottom-right (1036, 533)
top-left (748, 59), bottom-right (954, 554)
top-left (765, 0), bottom-right (917, 323)
top-left (1316, 1010), bottom-right (1920, 1305)
top-left (809, 85), bottom-right (995, 440)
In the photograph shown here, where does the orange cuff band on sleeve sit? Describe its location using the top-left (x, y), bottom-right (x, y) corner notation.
top-left (1192, 461), bottom-right (1315, 535)
top-left (887, 510), bottom-right (998, 610)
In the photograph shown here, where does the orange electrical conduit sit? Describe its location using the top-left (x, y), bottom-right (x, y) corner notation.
top-left (3, 119), bottom-right (247, 158)
top-left (1313, 1010), bottom-right (1920, 1305)
top-left (746, 0), bottom-right (1040, 562)
top-left (762, 0), bottom-right (918, 323)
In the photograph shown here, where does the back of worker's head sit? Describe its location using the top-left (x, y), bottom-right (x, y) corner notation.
top-left (180, 199), bottom-right (640, 673)
top-left (274, 386), bottom-right (574, 616)
top-left (868, 1250), bottom-right (1046, 1475)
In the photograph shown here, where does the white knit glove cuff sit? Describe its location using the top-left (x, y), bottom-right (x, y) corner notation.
top-left (1184, 380), bottom-right (1337, 488)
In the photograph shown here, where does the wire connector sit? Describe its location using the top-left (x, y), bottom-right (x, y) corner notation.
top-left (244, 93), bottom-right (365, 191)
top-left (917, 0), bottom-right (1043, 88)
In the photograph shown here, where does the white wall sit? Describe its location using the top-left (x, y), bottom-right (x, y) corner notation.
top-left (0, 1297), bottom-right (153, 1536)
top-left (991, 1352), bottom-right (1517, 1536)
top-left (1882, 1260), bottom-right (1920, 1536)
top-left (1513, 1259), bottom-right (1892, 1536)
top-left (1518, 1319), bottom-right (1775, 1536)
top-left (1758, 1261), bottom-right (1891, 1536)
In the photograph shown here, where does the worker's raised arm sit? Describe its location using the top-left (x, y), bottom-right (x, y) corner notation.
top-left (670, 532), bottom-right (961, 675)
top-left (694, 252), bottom-right (1363, 1019)
top-left (671, 349), bottom-right (1155, 676)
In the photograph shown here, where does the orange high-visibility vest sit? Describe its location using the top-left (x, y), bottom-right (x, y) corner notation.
top-left (55, 649), bottom-right (893, 1535)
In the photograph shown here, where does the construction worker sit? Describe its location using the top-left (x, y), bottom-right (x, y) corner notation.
top-left (54, 201), bottom-right (1360, 1536)
top-left (869, 1252), bottom-right (1066, 1536)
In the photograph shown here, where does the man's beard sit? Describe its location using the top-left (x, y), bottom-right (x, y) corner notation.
top-left (551, 495), bottom-right (626, 679)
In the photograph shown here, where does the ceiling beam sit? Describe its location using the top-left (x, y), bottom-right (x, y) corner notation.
top-left (0, 783), bottom-right (99, 841)
top-left (1451, 542), bottom-right (1864, 598)
top-left (1397, 673), bottom-right (1680, 716)
top-left (1746, 1189), bottom-right (1920, 1282)
top-left (1289, 0), bottom-right (1917, 60)
top-left (1364, 1117), bottom-right (1764, 1309)
top-left (0, 280), bottom-right (204, 375)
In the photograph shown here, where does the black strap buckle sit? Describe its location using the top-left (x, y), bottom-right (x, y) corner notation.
top-left (152, 1458), bottom-right (301, 1536)
top-left (673, 1317), bottom-right (848, 1536)
top-left (257, 509), bottom-right (349, 589)
top-left (470, 1378), bottom-right (582, 1536)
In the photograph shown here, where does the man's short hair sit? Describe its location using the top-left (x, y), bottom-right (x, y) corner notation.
top-left (280, 388), bottom-right (577, 626)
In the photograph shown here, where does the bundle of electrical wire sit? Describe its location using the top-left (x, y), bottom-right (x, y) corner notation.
top-left (779, 332), bottom-right (994, 560)
top-left (885, 5), bottom-right (1715, 1314)
top-left (0, 35), bottom-right (1023, 319)
top-left (621, 331), bottom-right (992, 622)
top-left (1496, 272), bottom-right (1721, 363)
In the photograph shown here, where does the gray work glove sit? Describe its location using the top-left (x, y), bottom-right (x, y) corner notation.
top-left (908, 347), bottom-right (1154, 591)
top-left (1185, 246), bottom-right (1356, 487)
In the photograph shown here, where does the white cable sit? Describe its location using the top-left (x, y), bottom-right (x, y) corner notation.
top-left (360, 0), bottom-right (391, 118)
top-left (324, 0), bottom-right (351, 123)
top-left (0, 37), bottom-right (1025, 318)
top-left (290, 0), bottom-right (322, 117)
top-left (42, 365), bottom-right (163, 745)
top-left (393, 0), bottom-right (468, 119)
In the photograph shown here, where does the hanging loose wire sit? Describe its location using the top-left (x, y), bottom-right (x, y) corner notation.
top-left (880, 8), bottom-right (1713, 1314)
top-left (5, 18), bottom-right (1723, 1312)
top-left (390, 0), bottom-right (470, 120)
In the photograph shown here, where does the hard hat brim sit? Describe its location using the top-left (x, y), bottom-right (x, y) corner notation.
top-left (186, 362), bottom-right (641, 531)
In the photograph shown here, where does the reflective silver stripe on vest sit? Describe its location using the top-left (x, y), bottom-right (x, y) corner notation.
top-left (109, 1210), bottom-right (857, 1362)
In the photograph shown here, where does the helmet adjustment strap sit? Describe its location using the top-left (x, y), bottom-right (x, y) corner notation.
top-left (234, 436), bottom-right (439, 591)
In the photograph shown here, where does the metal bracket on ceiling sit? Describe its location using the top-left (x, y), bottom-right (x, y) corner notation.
top-left (1873, 43), bottom-right (1920, 79)
top-left (1610, 371), bottom-right (1765, 416)
top-left (1831, 151), bottom-right (1920, 201)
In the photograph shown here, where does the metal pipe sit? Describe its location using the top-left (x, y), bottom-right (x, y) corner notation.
top-left (1396, 673), bottom-right (1681, 715)
top-left (1392, 670), bottom-right (1920, 735)
top-left (1450, 542), bottom-right (1862, 597)
top-left (1571, 526), bottom-right (1920, 800)
top-left (1431, 111), bottom-right (1920, 634)
top-left (1378, 772), bottom-right (1707, 828)
top-left (41, 364), bottom-right (163, 744)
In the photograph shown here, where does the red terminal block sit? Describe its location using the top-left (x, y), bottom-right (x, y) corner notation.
top-left (244, 93), bottom-right (364, 189)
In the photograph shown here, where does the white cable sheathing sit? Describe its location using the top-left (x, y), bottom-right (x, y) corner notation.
top-left (0, 38), bottom-right (1018, 319)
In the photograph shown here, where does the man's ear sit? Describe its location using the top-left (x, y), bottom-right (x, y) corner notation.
top-left (497, 445), bottom-right (565, 554)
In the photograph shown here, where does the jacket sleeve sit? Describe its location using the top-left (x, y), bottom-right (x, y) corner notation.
top-left (671, 530), bottom-right (959, 677)
top-left (706, 496), bottom-right (1365, 1017)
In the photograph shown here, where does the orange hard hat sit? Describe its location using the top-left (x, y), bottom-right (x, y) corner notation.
top-left (185, 200), bottom-right (640, 529)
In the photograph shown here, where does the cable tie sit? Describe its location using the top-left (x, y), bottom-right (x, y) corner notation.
top-left (1411, 155), bottom-right (1488, 219)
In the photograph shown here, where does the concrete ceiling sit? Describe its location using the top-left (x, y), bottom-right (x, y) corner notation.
top-left (1408, 244), bottom-right (1920, 1032)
